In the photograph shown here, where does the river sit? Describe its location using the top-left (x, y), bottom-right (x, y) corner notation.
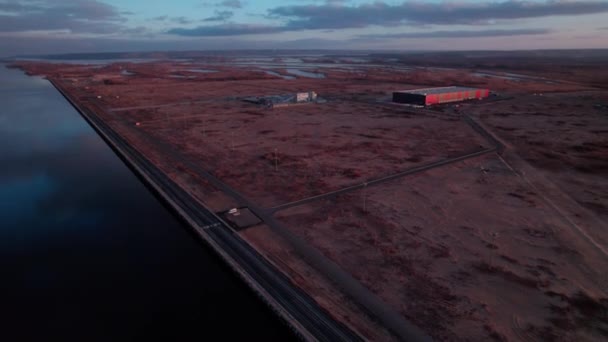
top-left (0, 65), bottom-right (294, 340)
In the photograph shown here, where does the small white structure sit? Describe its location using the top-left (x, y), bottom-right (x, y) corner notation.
top-left (296, 91), bottom-right (318, 103)
top-left (296, 92), bottom-right (309, 102)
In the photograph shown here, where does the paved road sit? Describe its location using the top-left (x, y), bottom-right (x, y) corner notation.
top-left (61, 76), bottom-right (508, 341)
top-left (52, 80), bottom-right (362, 342)
top-left (100, 100), bottom-right (431, 341)
top-left (95, 96), bottom-right (433, 341)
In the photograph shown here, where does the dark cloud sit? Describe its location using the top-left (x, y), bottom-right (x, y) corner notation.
top-left (0, 35), bottom-right (262, 57)
top-left (269, 0), bottom-right (608, 29)
top-left (600, 27), bottom-right (608, 30)
top-left (360, 28), bottom-right (552, 39)
top-left (325, 0), bottom-right (347, 6)
top-left (169, 1), bottom-right (608, 37)
top-left (0, 35), bottom-right (365, 57)
top-left (149, 15), bottom-right (195, 24)
top-left (0, 2), bottom-right (34, 12)
top-left (0, 0), bottom-right (125, 33)
top-left (217, 0), bottom-right (242, 9)
top-left (203, 10), bottom-right (233, 22)
top-left (171, 16), bottom-right (193, 24)
top-left (167, 24), bottom-right (282, 36)
top-left (121, 26), bottom-right (148, 35)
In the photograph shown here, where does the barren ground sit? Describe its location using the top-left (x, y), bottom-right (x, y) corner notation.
top-left (467, 92), bottom-right (608, 221)
top-left (276, 154), bottom-right (608, 340)
top-left (13, 56), bottom-right (608, 341)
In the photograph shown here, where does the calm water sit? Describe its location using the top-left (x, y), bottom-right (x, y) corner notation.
top-left (285, 69), bottom-right (326, 79)
top-left (263, 70), bottom-right (296, 80)
top-left (0, 65), bottom-right (294, 341)
top-left (186, 69), bottom-right (218, 73)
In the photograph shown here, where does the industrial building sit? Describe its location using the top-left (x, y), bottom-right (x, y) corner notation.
top-left (243, 91), bottom-right (322, 108)
top-left (393, 86), bottom-right (489, 106)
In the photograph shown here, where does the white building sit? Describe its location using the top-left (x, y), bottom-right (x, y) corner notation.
top-left (296, 91), bottom-right (318, 103)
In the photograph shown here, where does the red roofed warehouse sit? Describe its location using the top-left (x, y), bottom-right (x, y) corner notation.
top-left (393, 86), bottom-right (490, 106)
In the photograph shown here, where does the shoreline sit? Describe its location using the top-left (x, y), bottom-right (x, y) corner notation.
top-left (10, 55), bottom-right (608, 341)
top-left (49, 78), bottom-right (361, 341)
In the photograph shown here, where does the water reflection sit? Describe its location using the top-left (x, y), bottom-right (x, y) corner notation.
top-left (0, 65), bottom-right (293, 341)
top-left (0, 173), bottom-right (56, 227)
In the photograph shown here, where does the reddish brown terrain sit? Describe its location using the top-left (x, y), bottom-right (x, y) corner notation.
top-left (12, 54), bottom-right (608, 341)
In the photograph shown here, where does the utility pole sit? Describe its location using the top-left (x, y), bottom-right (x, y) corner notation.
top-left (202, 115), bottom-right (206, 138)
top-left (274, 148), bottom-right (278, 172)
top-left (489, 232), bottom-right (499, 267)
top-left (363, 182), bottom-right (368, 214)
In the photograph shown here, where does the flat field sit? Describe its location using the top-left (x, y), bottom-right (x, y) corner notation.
top-left (14, 54), bottom-right (608, 341)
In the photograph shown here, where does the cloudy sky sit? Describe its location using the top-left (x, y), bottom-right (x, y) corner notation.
top-left (1, 0), bottom-right (607, 56)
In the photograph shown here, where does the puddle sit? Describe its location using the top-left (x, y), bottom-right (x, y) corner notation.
top-left (473, 72), bottom-right (521, 81)
top-left (264, 70), bottom-right (295, 80)
top-left (186, 69), bottom-right (217, 73)
top-left (285, 69), bottom-right (325, 79)
top-left (169, 75), bottom-right (196, 79)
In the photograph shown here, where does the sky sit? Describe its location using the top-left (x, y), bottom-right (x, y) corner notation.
top-left (0, 0), bottom-right (607, 56)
